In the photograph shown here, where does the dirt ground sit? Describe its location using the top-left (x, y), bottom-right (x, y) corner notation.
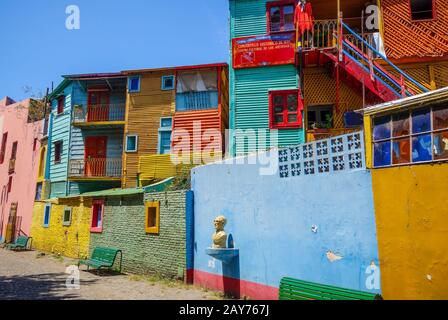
top-left (0, 249), bottom-right (222, 300)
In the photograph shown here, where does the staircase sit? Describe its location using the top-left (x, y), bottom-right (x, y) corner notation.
top-left (318, 21), bottom-right (429, 103)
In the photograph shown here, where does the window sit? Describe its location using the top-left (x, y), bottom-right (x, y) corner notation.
top-left (269, 90), bottom-right (303, 129)
top-left (176, 69), bottom-right (219, 111)
top-left (158, 117), bottom-right (172, 154)
top-left (125, 135), bottom-right (138, 153)
top-left (33, 138), bottom-right (38, 151)
top-left (145, 201), bottom-right (160, 234)
top-left (7, 176), bottom-right (12, 193)
top-left (307, 105), bottom-right (334, 129)
top-left (409, 0), bottom-right (435, 21)
top-left (54, 141), bottom-right (63, 164)
top-left (35, 183), bottom-right (43, 201)
top-left (43, 204), bottom-right (51, 228)
top-left (10, 142), bottom-right (18, 160)
top-left (372, 105), bottom-right (448, 168)
top-left (128, 76), bottom-right (141, 93)
top-left (0, 132), bottom-right (8, 164)
top-left (162, 75), bottom-right (175, 90)
top-left (267, 1), bottom-right (295, 33)
top-left (63, 207), bottom-right (72, 226)
top-left (57, 96), bottom-right (65, 114)
top-left (91, 200), bottom-right (104, 233)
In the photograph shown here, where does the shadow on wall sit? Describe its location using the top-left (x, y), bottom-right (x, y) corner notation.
top-left (223, 256), bottom-right (240, 299)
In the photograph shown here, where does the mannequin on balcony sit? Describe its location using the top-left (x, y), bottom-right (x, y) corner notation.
top-left (295, 0), bottom-right (314, 49)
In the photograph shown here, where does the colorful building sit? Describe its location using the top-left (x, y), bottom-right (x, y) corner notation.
top-left (228, 0), bottom-right (448, 155)
top-left (364, 87), bottom-right (448, 300)
top-left (46, 73), bottom-right (127, 199)
top-left (0, 97), bottom-right (43, 243)
top-left (121, 63), bottom-right (229, 188)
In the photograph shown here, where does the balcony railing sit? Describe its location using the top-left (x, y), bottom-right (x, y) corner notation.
top-left (73, 104), bottom-right (126, 124)
top-left (69, 158), bottom-right (122, 178)
top-left (298, 19), bottom-right (379, 58)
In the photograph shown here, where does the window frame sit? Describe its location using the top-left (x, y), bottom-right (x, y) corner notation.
top-left (57, 96), bottom-right (65, 115)
top-left (372, 104), bottom-right (448, 168)
top-left (62, 207), bottom-right (72, 227)
top-left (54, 141), bottom-right (63, 164)
top-left (128, 76), bottom-right (141, 93)
top-left (408, 0), bottom-right (437, 22)
top-left (266, 0), bottom-right (296, 34)
top-left (7, 176), bottom-right (12, 193)
top-left (307, 105), bottom-right (335, 129)
top-left (161, 75), bottom-right (175, 91)
top-left (35, 182), bottom-right (43, 201)
top-left (158, 117), bottom-right (173, 155)
top-left (125, 135), bottom-right (138, 153)
top-left (43, 203), bottom-right (51, 228)
top-left (0, 132), bottom-right (8, 164)
top-left (145, 201), bottom-right (160, 234)
top-left (268, 89), bottom-right (303, 129)
top-left (90, 199), bottom-right (104, 233)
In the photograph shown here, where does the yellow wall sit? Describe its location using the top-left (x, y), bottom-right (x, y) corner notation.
top-left (30, 198), bottom-right (92, 259)
top-left (123, 71), bottom-right (175, 188)
top-left (372, 164), bottom-right (448, 300)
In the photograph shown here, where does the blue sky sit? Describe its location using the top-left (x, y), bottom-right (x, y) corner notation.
top-left (0, 0), bottom-right (230, 100)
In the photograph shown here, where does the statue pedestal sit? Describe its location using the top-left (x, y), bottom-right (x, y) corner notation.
top-left (205, 248), bottom-right (239, 264)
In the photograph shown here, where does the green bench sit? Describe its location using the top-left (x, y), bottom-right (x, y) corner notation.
top-left (5, 236), bottom-right (32, 251)
top-left (279, 277), bottom-right (382, 300)
top-left (78, 247), bottom-right (123, 275)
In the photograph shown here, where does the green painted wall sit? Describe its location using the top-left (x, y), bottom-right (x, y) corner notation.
top-left (229, 0), bottom-right (304, 155)
top-left (89, 191), bottom-right (187, 278)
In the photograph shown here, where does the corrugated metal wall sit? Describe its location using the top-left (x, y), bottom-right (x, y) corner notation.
top-left (234, 65), bottom-right (303, 154)
top-left (49, 84), bottom-right (73, 198)
top-left (229, 0), bottom-right (304, 155)
top-left (123, 71), bottom-right (175, 188)
top-left (172, 109), bottom-right (222, 153)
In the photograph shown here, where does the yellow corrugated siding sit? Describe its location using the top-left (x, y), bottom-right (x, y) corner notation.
top-left (123, 71), bottom-right (175, 188)
top-left (138, 154), bottom-right (177, 182)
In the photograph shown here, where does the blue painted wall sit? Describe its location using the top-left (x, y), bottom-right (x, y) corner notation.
top-left (229, 0), bottom-right (304, 155)
top-left (192, 151), bottom-right (381, 296)
top-left (49, 83), bottom-right (73, 198)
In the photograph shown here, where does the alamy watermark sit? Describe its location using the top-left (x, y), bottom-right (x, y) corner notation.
top-left (66, 5), bottom-right (80, 30)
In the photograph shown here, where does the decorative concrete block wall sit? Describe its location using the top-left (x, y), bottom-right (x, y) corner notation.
top-left (89, 191), bottom-right (189, 279)
top-left (30, 198), bottom-right (92, 259)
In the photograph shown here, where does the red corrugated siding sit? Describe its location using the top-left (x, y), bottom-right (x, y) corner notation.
top-left (172, 109), bottom-right (223, 152)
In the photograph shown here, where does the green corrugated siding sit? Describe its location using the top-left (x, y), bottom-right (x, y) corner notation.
top-left (49, 83), bottom-right (73, 194)
top-left (234, 65), bottom-right (304, 154)
top-left (230, 0), bottom-right (268, 38)
top-left (229, 0), bottom-right (304, 155)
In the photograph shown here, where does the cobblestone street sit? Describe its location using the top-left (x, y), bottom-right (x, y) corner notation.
top-left (0, 249), bottom-right (220, 300)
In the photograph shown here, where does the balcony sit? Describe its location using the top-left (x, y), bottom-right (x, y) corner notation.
top-left (68, 158), bottom-right (122, 180)
top-left (73, 104), bottom-right (126, 128)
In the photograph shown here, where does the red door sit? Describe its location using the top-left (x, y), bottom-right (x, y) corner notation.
top-left (85, 137), bottom-right (107, 176)
top-left (87, 91), bottom-right (110, 122)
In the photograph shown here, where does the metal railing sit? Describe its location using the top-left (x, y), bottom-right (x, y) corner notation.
top-left (69, 158), bottom-right (122, 178)
top-left (73, 104), bottom-right (126, 123)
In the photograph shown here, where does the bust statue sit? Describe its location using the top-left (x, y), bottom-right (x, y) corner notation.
top-left (212, 216), bottom-right (228, 249)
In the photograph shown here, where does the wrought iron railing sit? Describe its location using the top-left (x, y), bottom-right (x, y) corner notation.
top-left (69, 158), bottom-right (122, 178)
top-left (73, 104), bottom-right (126, 123)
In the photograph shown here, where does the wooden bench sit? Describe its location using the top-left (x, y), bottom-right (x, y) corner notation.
top-left (279, 277), bottom-right (382, 300)
top-left (5, 236), bottom-right (32, 251)
top-left (78, 247), bottom-right (122, 275)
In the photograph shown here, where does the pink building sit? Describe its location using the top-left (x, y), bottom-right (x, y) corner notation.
top-left (0, 97), bottom-right (43, 243)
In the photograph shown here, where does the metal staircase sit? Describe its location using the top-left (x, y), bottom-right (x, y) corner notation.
top-left (320, 21), bottom-right (429, 103)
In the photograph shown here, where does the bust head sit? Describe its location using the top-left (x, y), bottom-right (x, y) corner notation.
top-left (213, 215), bottom-right (227, 232)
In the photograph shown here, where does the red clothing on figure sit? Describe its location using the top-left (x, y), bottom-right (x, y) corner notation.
top-left (294, 2), bottom-right (314, 35)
